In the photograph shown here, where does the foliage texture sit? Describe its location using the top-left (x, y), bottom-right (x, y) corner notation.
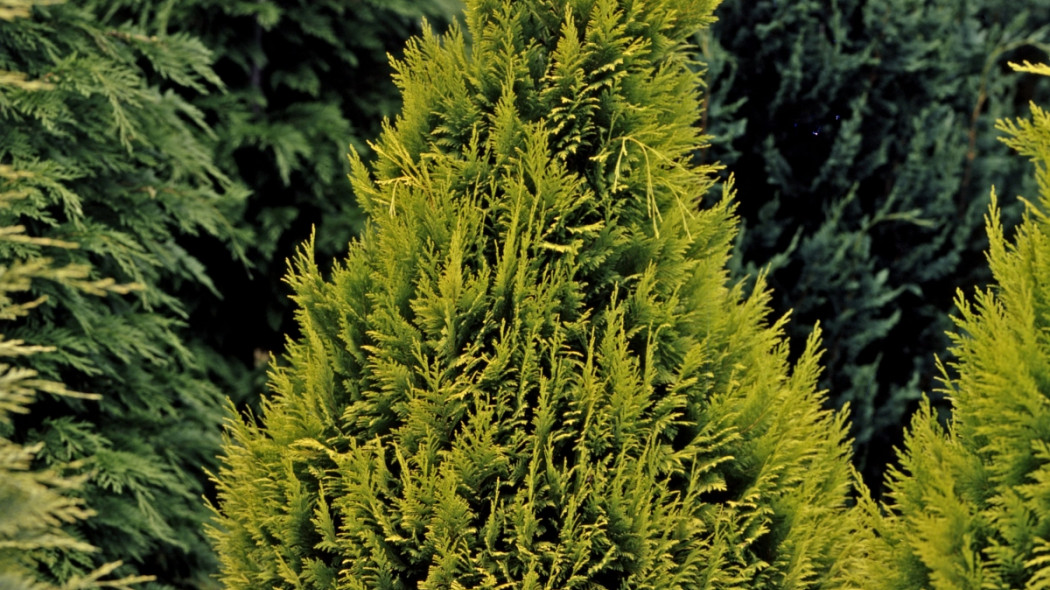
top-left (118, 0), bottom-right (463, 402)
top-left (0, 1), bottom-right (243, 587)
top-left (0, 169), bottom-right (155, 590)
top-left (0, 8), bottom-right (148, 584)
top-left (700, 0), bottom-right (1050, 493)
top-left (0, 189), bottom-right (111, 590)
top-left (211, 0), bottom-right (867, 588)
top-left (872, 61), bottom-right (1050, 589)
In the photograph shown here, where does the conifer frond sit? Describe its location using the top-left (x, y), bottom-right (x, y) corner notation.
top-left (1010, 60), bottom-right (1050, 78)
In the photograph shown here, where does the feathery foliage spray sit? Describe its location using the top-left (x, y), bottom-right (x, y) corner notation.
top-left (211, 1), bottom-right (867, 587)
top-left (873, 61), bottom-right (1050, 588)
top-left (0, 1), bottom-right (243, 586)
top-left (0, 169), bottom-right (151, 590)
top-left (0, 8), bottom-right (149, 584)
top-left (0, 167), bottom-right (107, 590)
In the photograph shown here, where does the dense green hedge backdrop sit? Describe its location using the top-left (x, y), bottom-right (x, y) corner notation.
top-left (700, 0), bottom-right (1050, 492)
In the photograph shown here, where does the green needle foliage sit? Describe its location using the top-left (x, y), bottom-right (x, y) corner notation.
top-left (211, 0), bottom-right (867, 587)
top-left (699, 0), bottom-right (1050, 494)
top-left (105, 0), bottom-right (463, 402)
top-left (0, 1), bottom-right (244, 587)
top-left (872, 61), bottom-right (1050, 589)
top-left (0, 163), bottom-right (147, 590)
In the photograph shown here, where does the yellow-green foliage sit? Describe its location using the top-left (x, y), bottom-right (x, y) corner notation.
top-left (209, 1), bottom-right (868, 588)
top-left (872, 61), bottom-right (1050, 589)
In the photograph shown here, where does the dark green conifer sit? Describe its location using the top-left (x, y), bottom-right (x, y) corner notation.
top-left (124, 0), bottom-right (464, 402)
top-left (700, 0), bottom-right (1050, 493)
top-left (0, 1), bottom-right (243, 587)
top-left (0, 13), bottom-right (148, 583)
top-left (0, 166), bottom-right (146, 590)
top-left (872, 61), bottom-right (1050, 588)
top-left (211, 1), bottom-right (867, 587)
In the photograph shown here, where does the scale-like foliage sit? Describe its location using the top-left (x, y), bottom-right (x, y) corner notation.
top-left (0, 169), bottom-right (151, 590)
top-left (700, 0), bottom-right (1050, 494)
top-left (0, 39), bottom-right (147, 586)
top-left (872, 61), bottom-right (1050, 589)
top-left (102, 0), bottom-right (463, 403)
top-left (0, 1), bottom-right (243, 587)
top-left (211, 1), bottom-right (868, 587)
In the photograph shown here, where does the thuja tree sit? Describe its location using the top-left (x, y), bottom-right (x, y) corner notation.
top-left (0, 1), bottom-right (243, 587)
top-left (870, 62), bottom-right (1050, 588)
top-left (699, 0), bottom-right (1050, 493)
top-left (91, 0), bottom-right (463, 402)
top-left (0, 160), bottom-right (145, 590)
top-left (211, 0), bottom-right (869, 587)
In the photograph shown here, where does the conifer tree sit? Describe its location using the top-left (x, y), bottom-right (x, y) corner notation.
top-left (211, 1), bottom-right (868, 587)
top-left (871, 61), bottom-right (1050, 588)
top-left (0, 162), bottom-right (146, 590)
top-left (103, 0), bottom-right (464, 402)
top-left (0, 1), bottom-right (243, 587)
top-left (700, 0), bottom-right (1050, 493)
top-left (0, 19), bottom-right (143, 583)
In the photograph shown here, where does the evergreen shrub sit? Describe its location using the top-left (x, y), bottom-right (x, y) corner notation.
top-left (0, 1), bottom-right (243, 586)
top-left (0, 164), bottom-right (144, 590)
top-left (872, 61), bottom-right (1050, 588)
top-left (131, 0), bottom-right (464, 402)
top-left (211, 0), bottom-right (868, 587)
top-left (700, 0), bottom-right (1050, 492)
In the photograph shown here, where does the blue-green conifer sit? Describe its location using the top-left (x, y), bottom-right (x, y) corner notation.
top-left (700, 0), bottom-right (1050, 493)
